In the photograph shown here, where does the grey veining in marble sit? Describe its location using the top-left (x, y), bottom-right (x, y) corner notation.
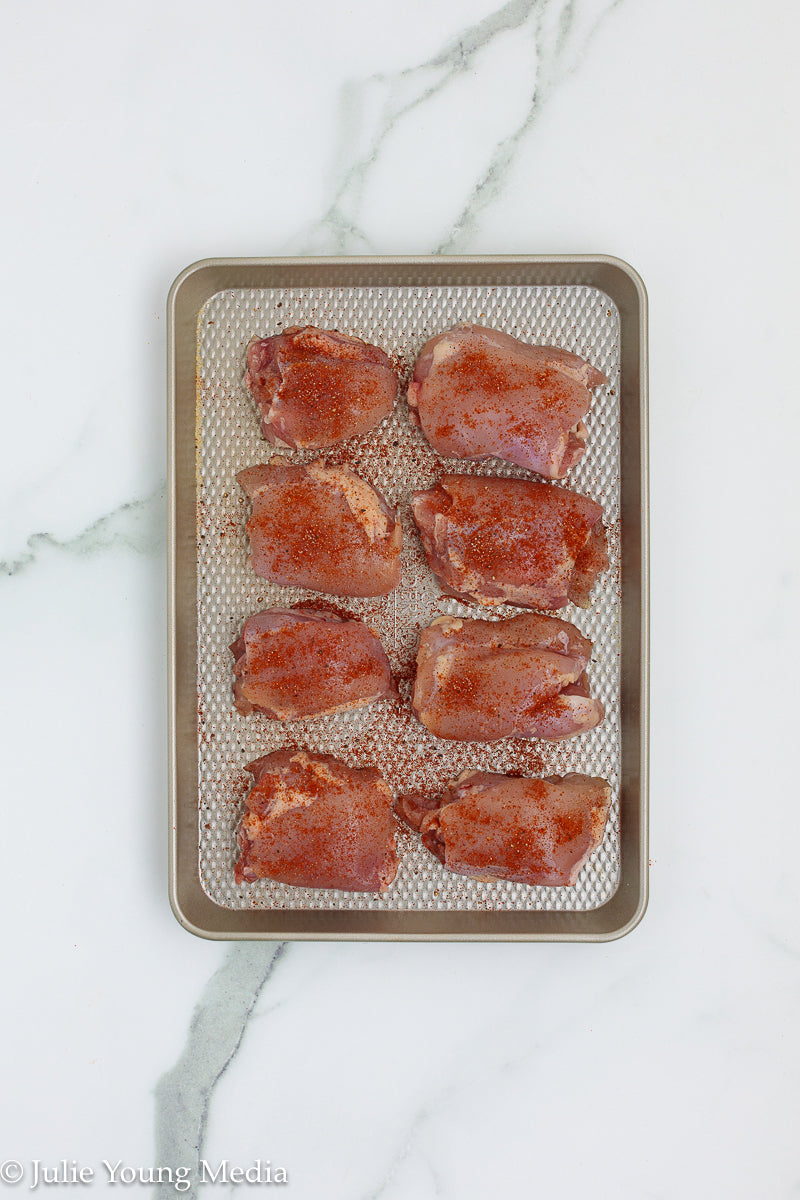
top-left (153, 945), bottom-right (286, 1199)
top-left (357, 1102), bottom-right (447, 1200)
top-left (296, 0), bottom-right (620, 256)
top-left (0, 488), bottom-right (165, 578)
top-left (437, 0), bottom-right (623, 252)
top-left (306, 0), bottom-right (537, 253)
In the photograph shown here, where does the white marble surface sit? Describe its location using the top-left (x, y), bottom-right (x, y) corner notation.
top-left (1, 1), bottom-right (799, 1197)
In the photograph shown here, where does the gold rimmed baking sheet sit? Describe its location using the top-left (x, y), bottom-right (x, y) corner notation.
top-left (168, 256), bottom-right (648, 940)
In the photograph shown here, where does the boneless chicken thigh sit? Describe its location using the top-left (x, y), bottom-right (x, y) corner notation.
top-left (245, 326), bottom-right (398, 448)
top-left (408, 324), bottom-right (607, 477)
top-left (412, 474), bottom-right (607, 610)
top-left (412, 612), bottom-right (603, 741)
top-left (231, 608), bottom-right (395, 718)
top-left (238, 458), bottom-right (402, 597)
top-left (395, 771), bottom-right (611, 887)
top-left (235, 750), bottom-right (399, 891)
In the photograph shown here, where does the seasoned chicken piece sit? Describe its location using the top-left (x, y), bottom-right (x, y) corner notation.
top-left (412, 612), bottom-right (603, 741)
top-left (238, 458), bottom-right (402, 597)
top-left (231, 608), bottom-right (395, 718)
top-left (408, 324), bottom-right (607, 478)
top-left (245, 326), bottom-right (398, 448)
top-left (235, 750), bottom-right (399, 891)
top-left (395, 771), bottom-right (611, 887)
top-left (412, 474), bottom-right (607, 610)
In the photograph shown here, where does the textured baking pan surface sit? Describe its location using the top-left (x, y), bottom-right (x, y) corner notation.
top-left (196, 283), bottom-right (621, 913)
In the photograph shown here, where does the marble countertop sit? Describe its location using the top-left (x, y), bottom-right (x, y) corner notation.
top-left (1, 2), bottom-right (798, 1197)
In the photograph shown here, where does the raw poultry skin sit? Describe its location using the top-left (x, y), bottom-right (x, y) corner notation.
top-left (412, 474), bottom-right (607, 610)
top-left (407, 324), bottom-right (607, 478)
top-left (412, 612), bottom-right (603, 741)
top-left (235, 750), bottom-right (399, 891)
top-left (238, 457), bottom-right (402, 597)
top-left (245, 326), bottom-right (398, 448)
top-left (395, 771), bottom-right (611, 887)
top-left (231, 608), bottom-right (396, 719)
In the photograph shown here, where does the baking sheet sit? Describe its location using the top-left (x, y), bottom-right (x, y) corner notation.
top-left (195, 283), bottom-right (621, 912)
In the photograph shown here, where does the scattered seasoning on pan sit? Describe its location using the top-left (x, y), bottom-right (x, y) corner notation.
top-left (290, 597), bottom-right (360, 623)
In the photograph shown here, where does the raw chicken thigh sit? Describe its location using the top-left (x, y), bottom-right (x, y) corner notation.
top-left (408, 324), bottom-right (606, 477)
top-left (231, 608), bottom-right (395, 718)
top-left (412, 474), bottom-right (607, 610)
top-left (245, 326), bottom-right (398, 448)
top-left (395, 771), bottom-right (611, 887)
top-left (412, 612), bottom-right (603, 741)
top-left (235, 750), bottom-right (399, 891)
top-left (238, 458), bottom-right (402, 597)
